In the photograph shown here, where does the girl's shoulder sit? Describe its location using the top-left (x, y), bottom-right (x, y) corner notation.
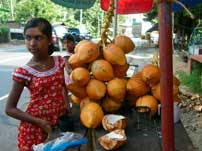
top-left (14, 66), bottom-right (30, 75)
top-left (52, 55), bottom-right (65, 68)
top-left (12, 66), bottom-right (31, 84)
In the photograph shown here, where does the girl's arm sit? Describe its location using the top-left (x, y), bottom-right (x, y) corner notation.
top-left (62, 83), bottom-right (71, 114)
top-left (64, 56), bottom-right (72, 75)
top-left (5, 81), bottom-right (52, 134)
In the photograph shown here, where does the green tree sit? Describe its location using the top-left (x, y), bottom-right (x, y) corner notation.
top-left (0, 0), bottom-right (11, 23)
top-left (143, 3), bottom-right (158, 25)
top-left (174, 4), bottom-right (202, 48)
top-left (143, 3), bottom-right (202, 50)
top-left (15, 0), bottom-right (67, 23)
top-left (2, 0), bottom-right (127, 38)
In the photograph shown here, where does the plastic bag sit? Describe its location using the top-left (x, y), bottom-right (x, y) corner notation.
top-left (33, 131), bottom-right (87, 151)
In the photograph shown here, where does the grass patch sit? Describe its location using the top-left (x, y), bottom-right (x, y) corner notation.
top-left (176, 61), bottom-right (202, 94)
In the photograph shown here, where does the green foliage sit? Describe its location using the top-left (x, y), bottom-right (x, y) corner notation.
top-left (177, 61), bottom-right (202, 94)
top-left (1, 0), bottom-right (127, 38)
top-left (15, 0), bottom-right (65, 22)
top-left (143, 4), bottom-right (158, 24)
top-left (81, 0), bottom-right (103, 37)
top-left (0, 26), bottom-right (9, 43)
top-left (143, 3), bottom-right (202, 50)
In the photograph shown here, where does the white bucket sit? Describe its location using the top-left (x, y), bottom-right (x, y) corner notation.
top-left (173, 102), bottom-right (180, 123)
top-left (157, 102), bottom-right (180, 123)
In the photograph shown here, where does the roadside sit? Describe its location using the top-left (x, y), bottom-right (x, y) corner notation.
top-left (174, 51), bottom-right (202, 151)
top-left (0, 40), bottom-right (24, 46)
top-left (0, 42), bottom-right (200, 151)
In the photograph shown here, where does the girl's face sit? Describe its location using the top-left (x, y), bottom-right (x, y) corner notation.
top-left (63, 40), bottom-right (74, 53)
top-left (24, 27), bottom-right (50, 56)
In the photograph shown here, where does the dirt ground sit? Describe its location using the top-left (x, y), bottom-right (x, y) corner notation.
top-left (173, 52), bottom-right (202, 151)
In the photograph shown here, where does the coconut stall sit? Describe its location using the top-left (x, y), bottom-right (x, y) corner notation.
top-left (34, 0), bottom-right (196, 151)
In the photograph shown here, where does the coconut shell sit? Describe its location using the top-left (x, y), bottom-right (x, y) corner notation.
top-left (79, 97), bottom-right (93, 110)
top-left (151, 83), bottom-right (180, 102)
top-left (102, 114), bottom-right (128, 132)
top-left (70, 67), bottom-right (90, 86)
top-left (102, 96), bottom-right (122, 113)
top-left (103, 43), bottom-right (127, 66)
top-left (66, 82), bottom-right (87, 98)
top-left (114, 35), bottom-right (135, 54)
top-left (77, 41), bottom-right (99, 63)
top-left (91, 59), bottom-right (114, 81)
top-left (98, 129), bottom-right (127, 150)
top-left (86, 79), bottom-right (106, 100)
top-left (136, 95), bottom-right (158, 116)
top-left (80, 102), bottom-right (104, 128)
top-left (126, 78), bottom-right (150, 97)
top-left (70, 94), bottom-right (81, 106)
top-left (142, 64), bottom-right (160, 87)
top-left (107, 78), bottom-right (126, 101)
top-left (74, 40), bottom-right (90, 53)
top-left (112, 64), bottom-right (129, 78)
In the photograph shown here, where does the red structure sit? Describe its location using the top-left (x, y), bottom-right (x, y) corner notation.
top-left (100, 0), bottom-right (153, 14)
top-left (158, 2), bottom-right (174, 151)
top-left (101, 0), bottom-right (174, 151)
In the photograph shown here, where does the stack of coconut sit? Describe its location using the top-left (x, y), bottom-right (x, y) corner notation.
top-left (66, 34), bottom-right (180, 150)
top-left (66, 35), bottom-right (134, 150)
top-left (127, 64), bottom-right (181, 116)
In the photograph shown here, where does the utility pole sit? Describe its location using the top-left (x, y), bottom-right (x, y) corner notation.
top-left (113, 0), bottom-right (118, 38)
top-left (10, 0), bottom-right (14, 20)
top-left (158, 1), bottom-right (174, 151)
top-left (80, 9), bottom-right (83, 26)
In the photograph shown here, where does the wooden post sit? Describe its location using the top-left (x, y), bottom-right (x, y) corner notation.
top-left (158, 1), bottom-right (174, 151)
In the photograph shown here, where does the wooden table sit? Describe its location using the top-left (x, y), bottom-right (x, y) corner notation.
top-left (61, 103), bottom-right (194, 151)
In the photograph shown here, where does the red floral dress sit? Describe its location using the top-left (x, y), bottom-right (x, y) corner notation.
top-left (12, 56), bottom-right (67, 151)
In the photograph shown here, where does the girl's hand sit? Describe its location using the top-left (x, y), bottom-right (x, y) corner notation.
top-left (65, 100), bottom-right (71, 114)
top-left (37, 119), bottom-right (52, 134)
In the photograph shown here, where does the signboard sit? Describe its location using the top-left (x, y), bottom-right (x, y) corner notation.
top-left (132, 22), bottom-right (142, 38)
top-left (51, 0), bottom-right (96, 9)
top-left (100, 0), bottom-right (153, 14)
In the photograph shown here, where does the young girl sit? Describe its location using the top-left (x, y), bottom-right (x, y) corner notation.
top-left (62, 33), bottom-right (76, 85)
top-left (5, 17), bottom-right (71, 151)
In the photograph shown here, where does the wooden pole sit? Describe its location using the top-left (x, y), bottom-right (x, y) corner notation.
top-left (113, 0), bottom-right (118, 38)
top-left (158, 1), bottom-right (174, 151)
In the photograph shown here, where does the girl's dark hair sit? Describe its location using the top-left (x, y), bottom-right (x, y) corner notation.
top-left (63, 33), bottom-right (75, 43)
top-left (24, 17), bottom-right (54, 55)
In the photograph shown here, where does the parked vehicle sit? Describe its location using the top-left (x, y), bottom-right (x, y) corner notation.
top-left (52, 24), bottom-right (68, 51)
top-left (68, 27), bottom-right (92, 42)
top-left (68, 28), bottom-right (82, 42)
top-left (80, 32), bottom-right (92, 40)
top-left (10, 28), bottom-right (24, 40)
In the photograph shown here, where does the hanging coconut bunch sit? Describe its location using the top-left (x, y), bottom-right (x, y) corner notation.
top-left (66, 0), bottom-right (136, 117)
top-left (64, 1), bottom-right (181, 150)
top-left (64, 0), bottom-right (137, 150)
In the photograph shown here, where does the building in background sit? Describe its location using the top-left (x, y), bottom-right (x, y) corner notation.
top-left (119, 14), bottom-right (152, 38)
top-left (132, 19), bottom-right (142, 38)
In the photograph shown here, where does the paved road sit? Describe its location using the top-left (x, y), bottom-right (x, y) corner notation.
top-left (0, 43), bottom-right (156, 151)
top-left (0, 44), bottom-right (68, 151)
top-left (0, 44), bottom-right (30, 151)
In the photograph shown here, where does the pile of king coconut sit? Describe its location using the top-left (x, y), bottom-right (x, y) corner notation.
top-left (66, 34), bottom-right (180, 150)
